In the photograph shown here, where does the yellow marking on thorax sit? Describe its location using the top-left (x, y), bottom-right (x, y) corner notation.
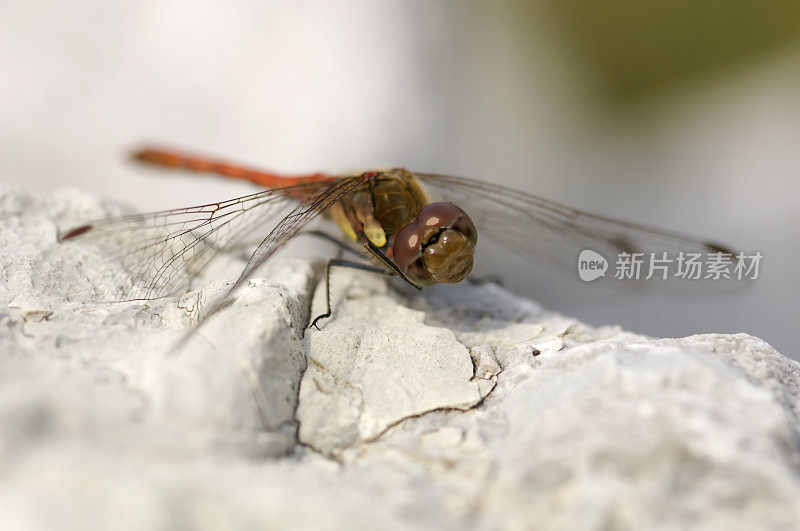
top-left (362, 220), bottom-right (387, 247)
top-left (355, 201), bottom-right (387, 247)
top-left (329, 203), bottom-right (358, 241)
top-left (328, 170), bottom-right (428, 249)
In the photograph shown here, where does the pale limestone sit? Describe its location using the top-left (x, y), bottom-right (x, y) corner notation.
top-left (1, 186), bottom-right (799, 530)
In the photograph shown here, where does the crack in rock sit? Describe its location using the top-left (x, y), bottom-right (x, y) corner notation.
top-left (297, 271), bottom-right (484, 457)
top-left (4, 187), bottom-right (800, 530)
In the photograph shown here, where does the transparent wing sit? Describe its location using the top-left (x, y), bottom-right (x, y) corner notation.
top-left (416, 173), bottom-right (745, 290)
top-left (59, 180), bottom-right (342, 301)
top-left (175, 175), bottom-right (365, 345)
top-left (227, 175), bottom-right (364, 294)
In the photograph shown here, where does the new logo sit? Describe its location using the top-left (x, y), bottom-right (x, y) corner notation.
top-left (578, 250), bottom-right (608, 282)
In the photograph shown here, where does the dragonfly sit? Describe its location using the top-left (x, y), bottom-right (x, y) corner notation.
top-left (60, 146), bottom-right (737, 329)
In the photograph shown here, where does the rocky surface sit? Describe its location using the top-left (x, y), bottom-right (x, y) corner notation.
top-left (1, 186), bottom-right (799, 530)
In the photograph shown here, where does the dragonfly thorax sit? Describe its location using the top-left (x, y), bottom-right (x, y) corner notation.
top-left (371, 169), bottom-right (430, 234)
top-left (329, 169), bottom-right (478, 286)
top-left (330, 168), bottom-right (429, 247)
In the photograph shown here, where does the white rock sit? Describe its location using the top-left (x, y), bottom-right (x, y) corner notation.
top-left (298, 272), bottom-right (483, 456)
top-left (1, 186), bottom-right (799, 530)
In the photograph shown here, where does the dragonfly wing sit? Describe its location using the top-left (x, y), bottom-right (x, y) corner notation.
top-left (416, 173), bottom-right (744, 291)
top-left (59, 181), bottom-right (337, 301)
top-left (227, 176), bottom-right (364, 295)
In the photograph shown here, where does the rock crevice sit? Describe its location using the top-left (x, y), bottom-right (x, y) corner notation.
top-left (1, 186), bottom-right (798, 530)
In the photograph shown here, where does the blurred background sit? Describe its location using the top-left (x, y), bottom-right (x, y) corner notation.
top-left (1, 1), bottom-right (797, 356)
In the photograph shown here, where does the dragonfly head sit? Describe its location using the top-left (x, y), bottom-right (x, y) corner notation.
top-left (392, 202), bottom-right (477, 286)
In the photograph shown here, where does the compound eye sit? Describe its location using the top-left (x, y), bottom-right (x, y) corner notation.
top-left (416, 202), bottom-right (477, 245)
top-left (393, 222), bottom-right (435, 286)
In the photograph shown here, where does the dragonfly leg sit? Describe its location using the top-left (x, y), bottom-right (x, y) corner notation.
top-left (362, 240), bottom-right (422, 291)
top-left (221, 230), bottom-right (359, 262)
top-left (468, 274), bottom-right (504, 287)
top-left (300, 230), bottom-right (363, 260)
top-left (309, 259), bottom-right (392, 330)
